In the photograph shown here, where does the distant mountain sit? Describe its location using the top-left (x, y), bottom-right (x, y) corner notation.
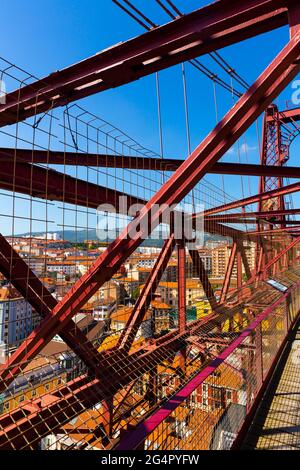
top-left (14, 229), bottom-right (228, 247)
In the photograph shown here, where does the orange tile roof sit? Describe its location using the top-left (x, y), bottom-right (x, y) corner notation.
top-left (204, 363), bottom-right (243, 390)
top-left (147, 408), bottom-right (222, 450)
top-left (151, 301), bottom-right (171, 310)
top-left (98, 334), bottom-right (145, 353)
top-left (159, 279), bottom-right (203, 290)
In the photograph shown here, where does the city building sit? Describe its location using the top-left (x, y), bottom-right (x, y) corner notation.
top-left (0, 287), bottom-right (36, 353)
top-left (211, 243), bottom-right (256, 278)
top-left (157, 279), bottom-right (204, 307)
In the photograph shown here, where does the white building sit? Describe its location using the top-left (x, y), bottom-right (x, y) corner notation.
top-left (0, 287), bottom-right (35, 349)
top-left (47, 262), bottom-right (76, 277)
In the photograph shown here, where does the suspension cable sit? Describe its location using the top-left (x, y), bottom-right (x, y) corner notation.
top-left (112, 0), bottom-right (243, 98)
top-left (157, 0), bottom-right (250, 91)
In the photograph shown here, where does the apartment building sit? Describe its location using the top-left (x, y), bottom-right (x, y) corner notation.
top-left (158, 279), bottom-right (204, 308)
top-left (0, 287), bottom-right (35, 352)
top-left (211, 243), bottom-right (256, 278)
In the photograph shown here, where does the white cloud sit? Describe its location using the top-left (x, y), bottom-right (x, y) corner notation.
top-left (225, 143), bottom-right (257, 158)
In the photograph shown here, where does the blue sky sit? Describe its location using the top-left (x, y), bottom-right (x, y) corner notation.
top-left (0, 0), bottom-right (299, 236)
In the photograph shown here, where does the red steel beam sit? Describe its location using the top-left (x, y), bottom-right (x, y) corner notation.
top-left (238, 241), bottom-right (252, 281)
top-left (0, 161), bottom-right (143, 212)
top-left (0, 234), bottom-right (114, 376)
top-left (248, 227), bottom-right (300, 236)
top-left (0, 156), bottom-right (261, 244)
top-left (237, 250), bottom-right (243, 302)
top-left (205, 209), bottom-right (300, 221)
top-left (204, 220), bottom-right (261, 244)
top-left (197, 181), bottom-right (300, 217)
top-left (115, 280), bottom-right (300, 451)
top-left (3, 147), bottom-right (300, 179)
top-left (1, 30), bottom-right (300, 391)
top-left (266, 106), bottom-right (300, 123)
top-left (0, 308), bottom-right (232, 449)
top-left (257, 235), bottom-right (300, 276)
top-left (177, 239), bottom-right (186, 335)
top-left (269, 220), bottom-right (300, 224)
top-left (2, 158), bottom-right (295, 235)
top-left (211, 218), bottom-right (300, 224)
top-left (188, 249), bottom-right (218, 310)
top-left (210, 162), bottom-right (300, 178)
top-left (117, 234), bottom-right (176, 351)
top-left (0, 0), bottom-right (288, 127)
top-left (220, 243), bottom-right (238, 303)
top-left (177, 238), bottom-right (187, 374)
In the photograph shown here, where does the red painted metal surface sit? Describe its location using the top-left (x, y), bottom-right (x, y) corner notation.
top-left (201, 181), bottom-right (300, 217)
top-left (220, 243), bottom-right (238, 303)
top-left (0, 160), bottom-right (143, 212)
top-left (0, 307), bottom-right (232, 449)
top-left (0, 234), bottom-right (113, 376)
top-left (257, 236), bottom-right (300, 277)
top-left (205, 209), bottom-right (300, 222)
top-left (115, 278), bottom-right (300, 450)
top-left (0, 0), bottom-right (288, 127)
top-left (117, 234), bottom-right (176, 351)
top-left (266, 106), bottom-right (300, 123)
top-left (2, 28), bottom-right (299, 393)
top-left (3, 147), bottom-right (300, 178)
top-left (177, 240), bottom-right (186, 335)
top-left (189, 249), bottom-right (217, 310)
top-left (1, 1), bottom-right (300, 452)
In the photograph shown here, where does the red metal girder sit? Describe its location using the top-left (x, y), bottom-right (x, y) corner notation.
top-left (269, 220), bottom-right (300, 224)
top-left (177, 238), bottom-right (187, 373)
top-left (238, 241), bottom-right (252, 281)
top-left (115, 281), bottom-right (300, 451)
top-left (177, 240), bottom-right (186, 335)
top-left (205, 209), bottom-right (300, 221)
top-left (117, 234), bottom-right (176, 351)
top-left (188, 249), bottom-right (218, 310)
top-left (248, 227), bottom-right (300, 236)
top-left (199, 181), bottom-right (300, 216)
top-left (258, 104), bottom-right (286, 235)
top-left (289, 2), bottom-right (300, 38)
top-left (255, 245), bottom-right (265, 284)
top-left (203, 220), bottom-right (259, 244)
top-left (0, 234), bottom-right (112, 377)
top-left (212, 218), bottom-right (300, 224)
top-left (266, 106), bottom-right (300, 123)
top-left (1, 30), bottom-right (300, 391)
top-left (220, 243), bottom-right (238, 303)
top-left (209, 162), bottom-right (300, 178)
top-left (6, 153), bottom-right (295, 232)
top-left (258, 235), bottom-right (300, 276)
top-left (0, 0), bottom-right (288, 127)
top-left (0, 147), bottom-right (183, 170)
top-left (237, 250), bottom-right (243, 300)
top-left (0, 158), bottom-right (260, 246)
top-left (3, 148), bottom-right (300, 179)
top-left (0, 161), bottom-right (143, 212)
top-left (0, 309), bottom-right (229, 449)
top-left (0, 155), bottom-right (260, 245)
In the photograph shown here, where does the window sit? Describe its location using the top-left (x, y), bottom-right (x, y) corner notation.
top-left (211, 386), bottom-right (224, 409)
top-left (19, 395), bottom-right (25, 403)
top-left (202, 384), bottom-right (208, 406)
top-left (4, 402), bottom-right (10, 411)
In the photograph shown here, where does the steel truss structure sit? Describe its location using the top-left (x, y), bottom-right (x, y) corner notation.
top-left (0, 0), bottom-right (300, 451)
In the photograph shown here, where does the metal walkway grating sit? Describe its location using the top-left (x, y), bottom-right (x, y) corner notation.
top-left (242, 320), bottom-right (300, 450)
